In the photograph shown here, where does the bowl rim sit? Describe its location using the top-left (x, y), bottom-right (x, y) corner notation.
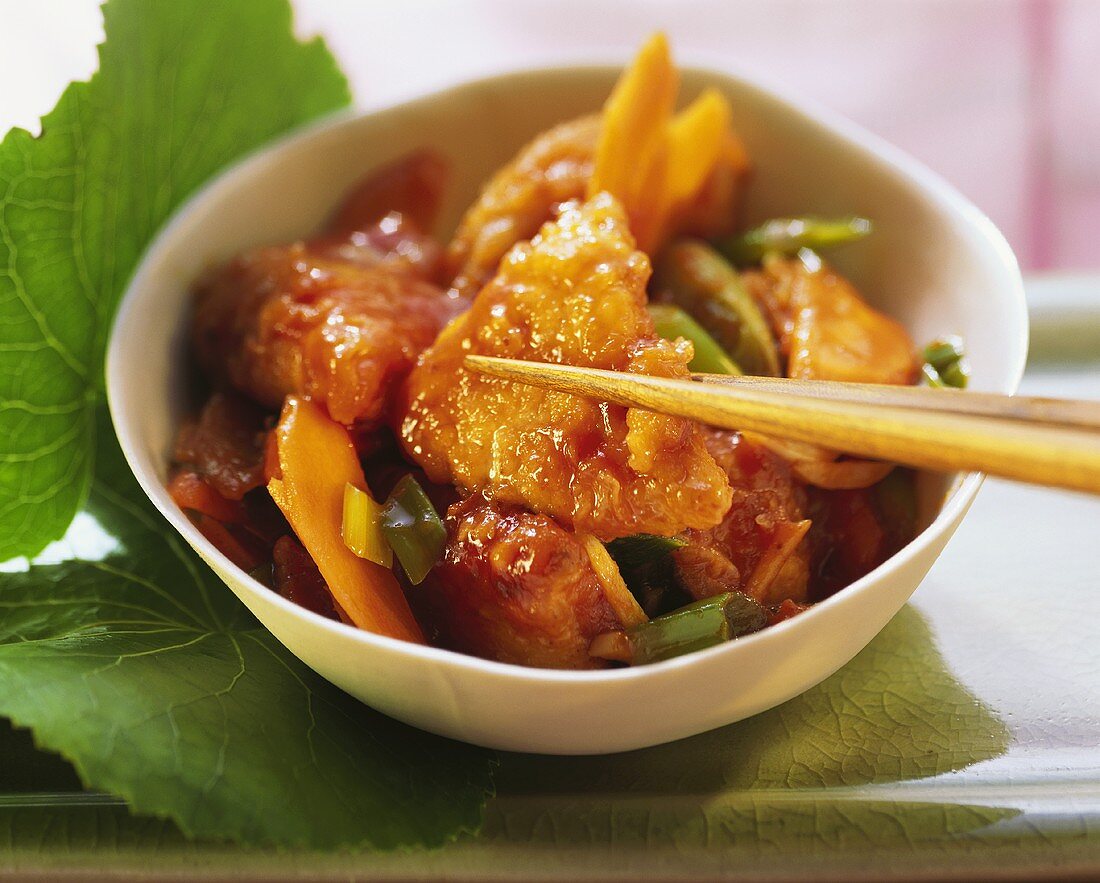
top-left (106, 57), bottom-right (1029, 686)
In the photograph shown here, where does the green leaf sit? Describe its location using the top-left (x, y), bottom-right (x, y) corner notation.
top-left (500, 604), bottom-right (1009, 797)
top-left (488, 605), bottom-right (1014, 852)
top-left (0, 410), bottom-right (494, 848)
top-left (0, 0), bottom-right (351, 560)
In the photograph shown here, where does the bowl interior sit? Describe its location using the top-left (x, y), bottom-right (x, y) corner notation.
top-left (106, 63), bottom-right (1027, 753)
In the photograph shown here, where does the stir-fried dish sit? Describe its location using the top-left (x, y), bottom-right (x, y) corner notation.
top-left (169, 35), bottom-right (969, 669)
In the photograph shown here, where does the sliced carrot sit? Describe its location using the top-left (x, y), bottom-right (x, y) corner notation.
top-left (262, 429), bottom-right (281, 482)
top-left (630, 137), bottom-right (672, 254)
top-left (672, 129), bottom-right (752, 240)
top-left (588, 31), bottom-right (678, 241)
top-left (589, 35), bottom-right (748, 254)
top-left (666, 88), bottom-right (731, 205)
top-left (267, 397), bottom-right (425, 643)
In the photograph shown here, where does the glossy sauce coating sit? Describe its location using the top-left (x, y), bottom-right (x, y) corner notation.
top-left (401, 193), bottom-right (733, 540)
top-left (192, 217), bottom-right (464, 429)
top-left (445, 115), bottom-right (600, 300)
top-left (673, 429), bottom-right (811, 606)
top-left (418, 495), bottom-right (622, 669)
top-left (172, 391), bottom-right (269, 500)
top-left (273, 535), bottom-right (338, 620)
top-left (743, 257), bottom-right (917, 384)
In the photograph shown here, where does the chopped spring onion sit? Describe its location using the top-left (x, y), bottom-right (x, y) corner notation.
top-left (921, 336), bottom-right (969, 389)
top-left (589, 591), bottom-right (766, 666)
top-left (341, 483), bottom-right (393, 568)
top-left (649, 303), bottom-right (742, 375)
top-left (718, 215), bottom-right (873, 266)
top-left (381, 475), bottom-right (447, 585)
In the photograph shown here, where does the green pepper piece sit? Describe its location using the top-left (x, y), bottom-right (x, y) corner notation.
top-left (590, 591), bottom-right (767, 665)
top-left (652, 240), bottom-right (781, 376)
top-left (649, 304), bottom-right (742, 375)
top-left (606, 533), bottom-right (688, 568)
top-left (380, 475), bottom-right (447, 585)
top-left (718, 215), bottom-right (873, 266)
top-left (921, 336), bottom-right (969, 389)
top-left (606, 533), bottom-right (690, 617)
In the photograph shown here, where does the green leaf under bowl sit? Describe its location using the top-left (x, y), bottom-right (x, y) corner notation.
top-left (0, 411), bottom-right (495, 849)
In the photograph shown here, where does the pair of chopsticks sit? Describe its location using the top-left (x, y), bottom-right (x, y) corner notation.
top-left (465, 355), bottom-right (1100, 496)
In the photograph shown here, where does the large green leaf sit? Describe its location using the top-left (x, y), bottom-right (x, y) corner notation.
top-left (0, 601), bottom-right (1028, 874)
top-left (0, 2), bottom-right (496, 845)
top-left (0, 411), bottom-right (494, 848)
top-left (0, 0), bottom-right (350, 560)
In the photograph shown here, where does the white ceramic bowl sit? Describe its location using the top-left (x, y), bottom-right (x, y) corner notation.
top-left (107, 62), bottom-right (1027, 755)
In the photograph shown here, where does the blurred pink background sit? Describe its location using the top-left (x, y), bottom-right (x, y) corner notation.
top-left (2, 0), bottom-right (1097, 272)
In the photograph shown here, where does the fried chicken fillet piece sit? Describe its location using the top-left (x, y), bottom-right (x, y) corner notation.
top-left (400, 193), bottom-right (732, 540)
top-left (417, 496), bottom-right (623, 669)
top-left (672, 429), bottom-right (812, 606)
top-left (444, 99), bottom-right (747, 299)
top-left (192, 217), bottom-right (463, 430)
top-left (445, 116), bottom-right (601, 299)
top-left (742, 257), bottom-right (917, 385)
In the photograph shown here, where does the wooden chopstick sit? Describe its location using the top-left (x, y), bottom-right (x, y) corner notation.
top-left (465, 355), bottom-right (1100, 496)
top-left (692, 373), bottom-right (1100, 431)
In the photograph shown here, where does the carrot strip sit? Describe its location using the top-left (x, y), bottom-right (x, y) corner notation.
top-left (588, 31), bottom-right (678, 241)
top-left (589, 35), bottom-right (747, 254)
top-left (267, 397), bottom-right (425, 643)
top-left (666, 88), bottom-right (731, 205)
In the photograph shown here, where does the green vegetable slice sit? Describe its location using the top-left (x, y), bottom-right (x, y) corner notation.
top-left (590, 591), bottom-right (767, 665)
top-left (652, 240), bottom-right (780, 376)
top-left (606, 533), bottom-right (690, 618)
top-left (649, 304), bottom-right (742, 375)
top-left (0, 0), bottom-right (350, 561)
top-left (0, 412), bottom-right (494, 848)
top-left (381, 475), bottom-right (448, 585)
top-left (718, 216), bottom-right (873, 266)
top-left (606, 533), bottom-right (688, 568)
top-left (921, 336), bottom-right (969, 389)
top-left (342, 482), bottom-right (393, 567)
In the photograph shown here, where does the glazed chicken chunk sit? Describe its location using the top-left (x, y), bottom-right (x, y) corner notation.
top-left (400, 192), bottom-right (733, 540)
top-left (418, 495), bottom-right (624, 669)
top-left (445, 115), bottom-right (600, 300)
top-left (673, 428), bottom-right (812, 607)
top-left (742, 256), bottom-right (917, 385)
top-left (192, 218), bottom-right (463, 430)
